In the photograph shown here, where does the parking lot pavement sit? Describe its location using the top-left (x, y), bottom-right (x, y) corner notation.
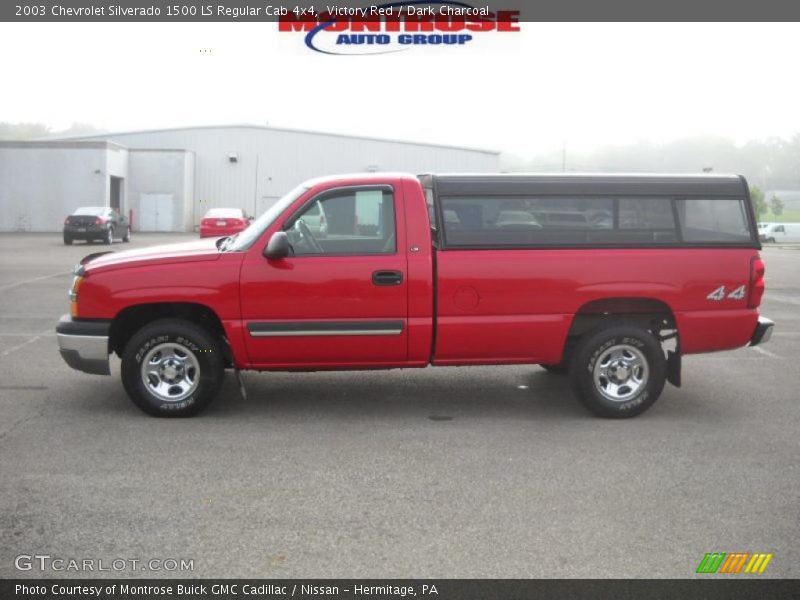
top-left (0, 233), bottom-right (798, 579)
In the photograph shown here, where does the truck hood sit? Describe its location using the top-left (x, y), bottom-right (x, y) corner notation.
top-left (83, 238), bottom-right (222, 272)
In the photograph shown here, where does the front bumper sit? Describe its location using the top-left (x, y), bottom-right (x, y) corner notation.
top-left (749, 316), bottom-right (774, 347)
top-left (56, 314), bottom-right (111, 375)
top-left (64, 225), bottom-right (107, 237)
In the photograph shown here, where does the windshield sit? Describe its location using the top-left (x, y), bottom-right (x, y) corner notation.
top-left (227, 184), bottom-right (309, 251)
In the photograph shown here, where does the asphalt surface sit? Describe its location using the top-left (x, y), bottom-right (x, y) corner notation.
top-left (0, 233), bottom-right (797, 579)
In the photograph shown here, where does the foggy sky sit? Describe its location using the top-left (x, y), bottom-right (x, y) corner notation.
top-left (1, 22), bottom-right (799, 156)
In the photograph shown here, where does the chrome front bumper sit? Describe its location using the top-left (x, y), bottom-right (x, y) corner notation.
top-left (749, 316), bottom-right (774, 347)
top-left (56, 315), bottom-right (111, 375)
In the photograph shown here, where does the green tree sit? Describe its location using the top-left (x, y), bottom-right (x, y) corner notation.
top-left (750, 185), bottom-right (766, 217)
top-left (769, 194), bottom-right (784, 216)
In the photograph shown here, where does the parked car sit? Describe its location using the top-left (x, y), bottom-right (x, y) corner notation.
top-left (199, 208), bottom-right (251, 238)
top-left (759, 222), bottom-right (800, 243)
top-left (56, 173), bottom-right (772, 419)
top-left (63, 207), bottom-right (130, 245)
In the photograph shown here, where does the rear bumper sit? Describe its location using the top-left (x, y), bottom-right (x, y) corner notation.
top-left (64, 226), bottom-right (107, 238)
top-left (56, 314), bottom-right (111, 375)
top-left (749, 316), bottom-right (774, 347)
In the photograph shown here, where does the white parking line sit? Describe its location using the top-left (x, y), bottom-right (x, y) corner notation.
top-left (0, 332), bottom-right (55, 337)
top-left (0, 331), bottom-right (49, 357)
top-left (0, 271), bottom-right (71, 292)
top-left (750, 346), bottom-right (780, 358)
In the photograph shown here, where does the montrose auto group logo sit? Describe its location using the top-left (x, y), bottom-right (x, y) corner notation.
top-left (278, 1), bottom-right (521, 54)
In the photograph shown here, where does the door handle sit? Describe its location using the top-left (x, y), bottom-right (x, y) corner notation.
top-left (372, 270), bottom-right (403, 286)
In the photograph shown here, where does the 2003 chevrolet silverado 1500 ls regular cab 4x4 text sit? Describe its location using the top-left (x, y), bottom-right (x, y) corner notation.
top-left (56, 173), bottom-right (774, 418)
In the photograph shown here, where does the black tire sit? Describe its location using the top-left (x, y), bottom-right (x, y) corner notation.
top-left (123, 226), bottom-right (131, 242)
top-left (121, 319), bottom-right (224, 417)
top-left (104, 228), bottom-right (113, 245)
top-left (767, 237), bottom-right (775, 244)
top-left (568, 324), bottom-right (666, 418)
top-left (63, 235), bottom-right (72, 245)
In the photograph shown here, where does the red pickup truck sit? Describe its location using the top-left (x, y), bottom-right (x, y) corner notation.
top-left (56, 173), bottom-right (773, 418)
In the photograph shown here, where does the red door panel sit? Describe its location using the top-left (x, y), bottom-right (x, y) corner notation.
top-left (239, 182), bottom-right (408, 368)
top-left (240, 255), bottom-right (408, 366)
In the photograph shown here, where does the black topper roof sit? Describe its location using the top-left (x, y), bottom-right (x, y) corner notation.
top-left (423, 173), bottom-right (748, 197)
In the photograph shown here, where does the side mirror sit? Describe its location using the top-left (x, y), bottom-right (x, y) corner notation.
top-left (263, 231), bottom-right (290, 259)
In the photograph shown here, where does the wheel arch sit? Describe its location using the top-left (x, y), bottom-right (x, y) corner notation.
top-left (566, 296), bottom-right (681, 387)
top-left (110, 302), bottom-right (231, 365)
top-left (567, 297), bottom-right (678, 338)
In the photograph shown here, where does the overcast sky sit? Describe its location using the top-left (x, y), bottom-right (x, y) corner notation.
top-left (1, 22), bottom-right (799, 156)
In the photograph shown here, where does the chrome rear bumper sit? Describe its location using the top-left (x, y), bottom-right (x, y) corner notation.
top-left (749, 317), bottom-right (774, 347)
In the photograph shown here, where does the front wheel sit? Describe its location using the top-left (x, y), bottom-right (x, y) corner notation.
top-left (121, 319), bottom-right (224, 417)
top-left (569, 325), bottom-right (666, 418)
top-left (767, 237), bottom-right (776, 244)
top-left (123, 226), bottom-right (131, 242)
top-left (104, 228), bottom-right (113, 245)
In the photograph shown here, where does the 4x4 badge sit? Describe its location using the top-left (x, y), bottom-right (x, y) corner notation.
top-left (707, 285), bottom-right (747, 301)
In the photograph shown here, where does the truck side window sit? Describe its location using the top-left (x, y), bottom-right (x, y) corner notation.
top-left (439, 196), bottom-right (615, 247)
top-left (286, 188), bottom-right (396, 256)
top-left (675, 199), bottom-right (751, 242)
top-left (437, 195), bottom-right (761, 247)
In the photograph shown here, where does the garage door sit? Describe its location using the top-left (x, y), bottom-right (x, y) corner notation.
top-left (139, 193), bottom-right (174, 231)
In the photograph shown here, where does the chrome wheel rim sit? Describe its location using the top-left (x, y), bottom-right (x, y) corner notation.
top-left (140, 342), bottom-right (200, 402)
top-left (592, 343), bottom-right (648, 402)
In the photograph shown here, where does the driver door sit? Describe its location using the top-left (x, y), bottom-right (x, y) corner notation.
top-left (239, 184), bottom-right (408, 367)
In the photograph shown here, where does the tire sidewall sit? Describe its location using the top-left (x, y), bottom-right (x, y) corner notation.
top-left (122, 322), bottom-right (223, 417)
top-left (571, 326), bottom-right (666, 418)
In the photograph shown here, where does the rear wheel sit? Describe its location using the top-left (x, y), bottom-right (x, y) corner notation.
top-left (63, 235), bottom-right (72, 245)
top-left (104, 228), bottom-right (113, 245)
top-left (123, 226), bottom-right (131, 242)
top-left (767, 237), bottom-right (776, 243)
top-left (569, 324), bottom-right (666, 418)
top-left (121, 319), bottom-right (224, 417)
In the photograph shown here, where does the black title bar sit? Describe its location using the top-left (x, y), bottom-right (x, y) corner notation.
top-left (4, 0), bottom-right (800, 22)
top-left (4, 579), bottom-right (800, 600)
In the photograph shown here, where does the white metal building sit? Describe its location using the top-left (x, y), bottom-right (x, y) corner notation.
top-left (0, 125), bottom-right (499, 232)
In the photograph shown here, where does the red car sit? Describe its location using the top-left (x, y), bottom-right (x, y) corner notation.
top-left (56, 173), bottom-right (772, 418)
top-left (199, 208), bottom-right (250, 238)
